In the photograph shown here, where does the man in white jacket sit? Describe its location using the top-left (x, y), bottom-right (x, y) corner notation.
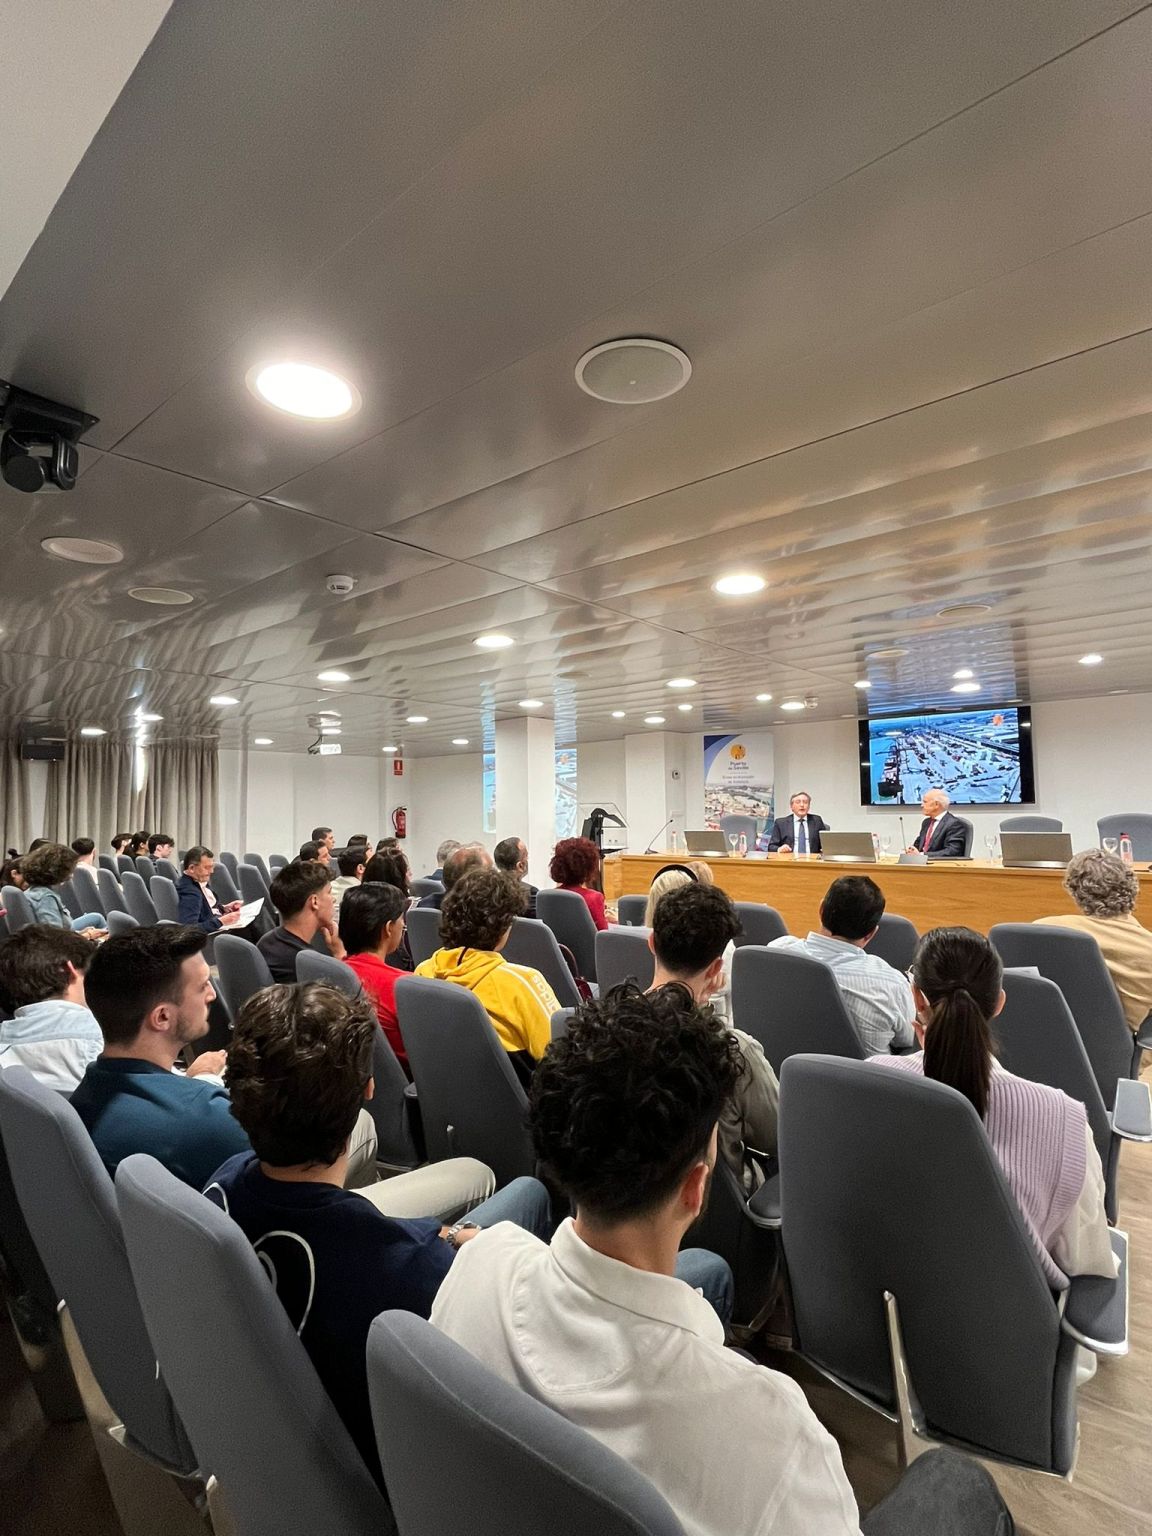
top-left (0, 926), bottom-right (103, 1093)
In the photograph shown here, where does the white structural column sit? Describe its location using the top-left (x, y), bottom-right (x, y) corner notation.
top-left (495, 716), bottom-right (556, 889)
top-left (624, 733), bottom-right (688, 853)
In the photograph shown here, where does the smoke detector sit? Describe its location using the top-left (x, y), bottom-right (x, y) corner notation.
top-left (574, 339), bottom-right (692, 404)
top-left (325, 574), bottom-right (356, 595)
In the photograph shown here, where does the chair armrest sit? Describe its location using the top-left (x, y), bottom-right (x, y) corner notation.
top-left (1061, 1229), bottom-right (1129, 1356)
top-left (1111, 1078), bottom-right (1152, 1141)
top-left (745, 1172), bottom-right (781, 1230)
top-left (1135, 1013), bottom-right (1152, 1053)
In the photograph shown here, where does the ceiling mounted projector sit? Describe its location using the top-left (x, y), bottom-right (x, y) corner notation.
top-left (0, 382), bottom-right (98, 493)
top-left (574, 338), bottom-right (692, 404)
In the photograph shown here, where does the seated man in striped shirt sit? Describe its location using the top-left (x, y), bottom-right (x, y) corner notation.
top-left (767, 876), bottom-right (916, 1055)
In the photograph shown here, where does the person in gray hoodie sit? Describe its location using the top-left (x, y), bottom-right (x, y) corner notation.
top-left (0, 926), bottom-right (103, 1093)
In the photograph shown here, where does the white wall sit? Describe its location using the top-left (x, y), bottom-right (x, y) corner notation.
top-left (576, 739), bottom-right (627, 818)
top-left (217, 749), bottom-right (389, 858)
top-left (405, 752), bottom-right (486, 878)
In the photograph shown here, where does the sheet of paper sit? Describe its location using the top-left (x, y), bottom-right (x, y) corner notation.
top-left (225, 898), bottom-right (265, 929)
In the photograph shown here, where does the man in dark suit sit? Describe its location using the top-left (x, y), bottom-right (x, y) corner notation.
top-left (177, 846), bottom-right (244, 932)
top-left (911, 790), bottom-right (968, 858)
top-left (760, 792), bottom-right (829, 855)
top-left (493, 835), bottom-right (539, 918)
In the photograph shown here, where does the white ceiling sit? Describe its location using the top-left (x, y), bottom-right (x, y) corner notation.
top-left (1, 0), bottom-right (1150, 756)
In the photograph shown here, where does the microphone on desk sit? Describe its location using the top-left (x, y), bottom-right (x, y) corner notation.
top-left (644, 818), bottom-right (675, 854)
top-left (899, 815), bottom-right (908, 850)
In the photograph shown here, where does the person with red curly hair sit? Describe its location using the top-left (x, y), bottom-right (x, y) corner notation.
top-left (549, 836), bottom-right (609, 931)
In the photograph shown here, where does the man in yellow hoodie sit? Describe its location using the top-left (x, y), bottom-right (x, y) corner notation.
top-left (415, 869), bottom-right (559, 1078)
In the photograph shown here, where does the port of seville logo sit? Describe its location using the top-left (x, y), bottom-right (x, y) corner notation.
top-left (729, 743), bottom-right (747, 761)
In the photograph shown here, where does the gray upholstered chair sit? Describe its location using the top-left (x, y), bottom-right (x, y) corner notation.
top-left (501, 916), bottom-right (582, 1008)
top-left (395, 976), bottom-right (534, 1187)
top-left (1000, 815), bottom-right (1063, 833)
top-left (732, 901), bottom-right (788, 947)
top-left (864, 913), bottom-right (919, 972)
top-left (367, 1310), bottom-right (685, 1536)
top-left (594, 927), bottom-right (655, 994)
top-left (59, 878), bottom-right (85, 920)
top-left (295, 948), bottom-right (362, 998)
top-left (682, 1157), bottom-right (781, 1332)
top-left (409, 878), bottom-right (444, 901)
top-left (97, 867), bottom-right (130, 916)
top-left (237, 861), bottom-right (274, 919)
top-left (116, 1153), bottom-right (392, 1536)
top-left (730, 947), bottom-right (866, 1075)
top-left (98, 854), bottom-right (120, 875)
top-left (2, 885), bottom-right (36, 931)
top-left (73, 862), bottom-right (106, 914)
top-left (242, 852), bottom-right (272, 886)
top-left (404, 906), bottom-right (443, 967)
top-left (616, 894), bottom-right (648, 926)
top-left (149, 875), bottom-right (181, 923)
top-left (218, 851), bottom-right (241, 881)
top-left (107, 910), bottom-right (141, 936)
top-left (779, 1055), bottom-right (1125, 1475)
top-left (268, 853), bottom-right (289, 873)
top-left (536, 889), bottom-right (598, 982)
top-left (134, 856), bottom-right (155, 881)
top-left (718, 813), bottom-right (758, 850)
top-left (213, 933), bottom-right (275, 1021)
top-left (155, 857), bottom-right (182, 884)
top-left (116, 854), bottom-right (137, 877)
top-left (209, 862), bottom-right (241, 906)
top-left (1097, 813), bottom-right (1152, 859)
top-left (953, 816), bottom-right (975, 858)
top-left (121, 871), bottom-right (159, 927)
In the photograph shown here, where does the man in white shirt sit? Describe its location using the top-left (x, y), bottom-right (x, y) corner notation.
top-left (0, 926), bottom-right (103, 1092)
top-left (328, 845), bottom-right (366, 918)
top-left (432, 984), bottom-right (1010, 1536)
top-left (768, 877), bottom-right (916, 1055)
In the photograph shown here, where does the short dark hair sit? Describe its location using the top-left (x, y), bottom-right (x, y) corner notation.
top-left (440, 869), bottom-right (526, 950)
top-left (183, 845), bottom-right (213, 870)
top-left (298, 840), bottom-right (322, 862)
top-left (819, 875), bottom-right (886, 941)
top-left (346, 834), bottom-right (369, 847)
top-left (652, 884), bottom-right (741, 975)
top-left (334, 845), bottom-right (366, 877)
top-left (0, 925), bottom-right (97, 1010)
top-left (311, 826), bottom-right (332, 842)
top-left (363, 848), bottom-right (410, 894)
top-left (269, 860), bottom-right (331, 919)
top-left (20, 843), bottom-right (78, 888)
top-left (493, 837), bottom-right (525, 872)
top-left (339, 882), bottom-right (406, 955)
top-left (70, 837), bottom-right (95, 857)
top-left (530, 985), bottom-right (743, 1220)
top-left (148, 832), bottom-right (174, 855)
top-left (85, 925), bottom-right (209, 1047)
top-left (111, 833), bottom-right (131, 852)
top-left (377, 837), bottom-right (400, 852)
top-left (442, 844), bottom-right (487, 891)
top-left (226, 984), bottom-right (375, 1167)
top-left (549, 837), bottom-right (600, 886)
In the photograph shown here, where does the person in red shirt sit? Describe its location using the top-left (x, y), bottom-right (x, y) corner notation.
top-left (338, 883), bottom-right (410, 1074)
top-left (549, 837), bottom-right (609, 931)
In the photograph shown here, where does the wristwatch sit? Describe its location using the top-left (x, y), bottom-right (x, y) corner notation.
top-left (445, 1220), bottom-right (481, 1251)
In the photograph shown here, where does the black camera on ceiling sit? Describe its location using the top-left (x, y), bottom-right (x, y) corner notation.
top-left (0, 381), bottom-right (98, 494)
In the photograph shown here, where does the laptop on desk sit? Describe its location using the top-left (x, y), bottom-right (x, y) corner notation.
top-left (684, 830), bottom-right (729, 857)
top-left (820, 832), bottom-right (877, 863)
top-left (1000, 831), bottom-right (1074, 869)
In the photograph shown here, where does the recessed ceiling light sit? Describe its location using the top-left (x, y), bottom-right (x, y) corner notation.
top-left (868, 647), bottom-right (909, 660)
top-left (755, 692), bottom-right (772, 703)
top-left (451, 738), bottom-right (470, 746)
top-left (854, 680), bottom-right (872, 690)
top-left (677, 703), bottom-right (693, 712)
top-left (781, 700), bottom-right (806, 712)
top-left (952, 668), bottom-right (975, 680)
top-left (474, 634), bottom-right (515, 650)
top-left (1108, 689), bottom-right (1129, 695)
top-left (317, 670), bottom-right (351, 683)
top-left (713, 573), bottom-right (765, 596)
top-left (406, 715), bottom-right (428, 724)
top-left (951, 682), bottom-right (981, 694)
top-left (248, 362), bottom-right (360, 420)
top-left (936, 602), bottom-right (992, 618)
top-left (80, 726), bottom-right (106, 737)
top-left (644, 715), bottom-right (666, 725)
top-left (666, 677), bottom-right (696, 689)
top-left (254, 737), bottom-right (274, 746)
top-left (317, 710), bottom-right (341, 720)
top-left (611, 711), bottom-right (626, 719)
top-left (574, 338), bottom-right (691, 404)
top-left (320, 726), bottom-right (341, 735)
top-left (518, 699), bottom-right (544, 710)
top-left (138, 712), bottom-right (163, 723)
top-left (381, 745), bottom-right (398, 753)
top-left (128, 586), bottom-right (194, 605)
top-left (209, 695), bottom-right (239, 707)
top-left (41, 536), bottom-right (123, 564)
top-left (1079, 653), bottom-right (1103, 666)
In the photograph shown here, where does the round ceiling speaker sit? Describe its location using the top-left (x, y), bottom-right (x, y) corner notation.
top-left (574, 338), bottom-right (692, 404)
top-left (128, 587), bottom-right (195, 605)
top-left (936, 602), bottom-right (993, 619)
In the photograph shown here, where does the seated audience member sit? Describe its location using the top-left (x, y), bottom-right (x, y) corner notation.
top-left (416, 843), bottom-right (490, 910)
top-left (493, 836), bottom-right (538, 918)
top-left (0, 926), bottom-right (102, 1091)
top-left (644, 861), bottom-right (733, 1016)
top-left (416, 870), bottom-right (558, 1074)
top-left (208, 982), bottom-right (551, 1487)
top-left (70, 837), bottom-right (96, 867)
top-left (1036, 848), bottom-right (1152, 1032)
top-left (128, 832), bottom-right (150, 859)
top-left (147, 832), bottom-right (175, 865)
top-left (428, 837), bottom-right (461, 882)
top-left (376, 836), bottom-right (401, 854)
top-left (259, 860), bottom-right (344, 982)
top-left (311, 826), bottom-right (335, 854)
top-left (20, 843), bottom-right (106, 937)
top-left (177, 846), bottom-right (244, 933)
top-left (870, 927), bottom-right (1116, 1284)
top-left (768, 876), bottom-right (916, 1055)
top-left (70, 925), bottom-right (246, 1187)
top-left (345, 833), bottom-right (370, 849)
top-left (110, 832), bottom-right (132, 856)
top-left (297, 838), bottom-right (331, 866)
top-left (329, 845), bottom-right (366, 918)
top-left (362, 846), bottom-right (417, 969)
top-left (648, 883), bottom-right (778, 1186)
top-left (1, 855), bottom-right (26, 891)
top-left (340, 883), bottom-right (410, 1072)
top-left (434, 985), bottom-right (888, 1535)
top-left (549, 836), bottom-right (608, 930)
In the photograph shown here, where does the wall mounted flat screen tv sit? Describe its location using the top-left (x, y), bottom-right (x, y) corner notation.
top-left (859, 705), bottom-right (1035, 806)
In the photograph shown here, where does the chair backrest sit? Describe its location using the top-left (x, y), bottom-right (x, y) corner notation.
top-left (0, 1068), bottom-right (197, 1472)
top-left (242, 853), bottom-right (271, 886)
top-left (395, 976), bottom-right (534, 1187)
top-left (115, 1154), bottom-right (392, 1535)
top-left (536, 889), bottom-right (598, 981)
top-left (404, 906), bottom-right (443, 967)
top-left (58, 878), bottom-right (84, 920)
top-left (210, 861), bottom-right (241, 904)
top-left (156, 856), bottom-right (181, 884)
top-left (732, 901), bottom-right (787, 947)
top-left (718, 813), bottom-right (758, 847)
top-left (97, 853), bottom-right (119, 874)
top-left (149, 875), bottom-right (181, 923)
top-left (500, 916), bottom-right (582, 1008)
top-left (1097, 813), bottom-right (1152, 859)
top-left (367, 1311), bottom-right (684, 1536)
top-left (779, 1055), bottom-right (1076, 1475)
top-left (1000, 815), bottom-right (1063, 833)
top-left (2, 885), bottom-right (36, 931)
top-left (594, 927), bottom-right (655, 993)
top-left (730, 947), bottom-right (866, 1074)
top-left (214, 933), bottom-right (275, 1020)
top-left (116, 854), bottom-right (136, 876)
top-left (993, 971), bottom-right (1115, 1221)
top-left (97, 866), bottom-right (129, 915)
top-left (268, 853), bottom-right (289, 872)
top-left (238, 863), bottom-right (271, 907)
top-left (121, 870), bottom-right (159, 926)
top-left (295, 948), bottom-right (362, 998)
top-left (615, 894), bottom-right (648, 927)
top-left (219, 851), bottom-right (241, 880)
top-left (106, 910), bottom-right (140, 936)
top-left (73, 861), bottom-right (105, 915)
top-left (863, 913), bottom-right (919, 972)
top-left (133, 855), bottom-right (153, 880)
top-left (954, 815), bottom-right (975, 857)
top-left (989, 924), bottom-right (1133, 1110)
top-left (409, 878), bottom-right (444, 901)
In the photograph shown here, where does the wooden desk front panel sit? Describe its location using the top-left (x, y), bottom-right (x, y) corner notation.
top-left (603, 855), bottom-right (1152, 937)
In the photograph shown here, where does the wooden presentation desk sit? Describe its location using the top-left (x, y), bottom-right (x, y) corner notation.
top-left (603, 853), bottom-right (1152, 937)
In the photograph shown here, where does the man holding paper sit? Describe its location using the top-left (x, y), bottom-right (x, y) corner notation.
top-left (178, 845), bottom-right (249, 932)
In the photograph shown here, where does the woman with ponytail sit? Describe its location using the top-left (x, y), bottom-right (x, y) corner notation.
top-left (869, 926), bottom-right (1116, 1285)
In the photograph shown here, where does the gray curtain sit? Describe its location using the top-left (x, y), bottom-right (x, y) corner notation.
top-left (0, 737), bottom-right (31, 854)
top-left (43, 739), bottom-right (137, 848)
top-left (135, 741), bottom-right (219, 852)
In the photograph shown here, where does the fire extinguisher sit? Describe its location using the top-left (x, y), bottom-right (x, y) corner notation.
top-left (392, 805), bottom-right (407, 839)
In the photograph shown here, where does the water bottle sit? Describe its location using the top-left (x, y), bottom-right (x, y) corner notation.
top-left (1120, 832), bottom-right (1134, 865)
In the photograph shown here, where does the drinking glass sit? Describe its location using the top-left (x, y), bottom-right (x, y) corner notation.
top-left (737, 833), bottom-right (748, 857)
top-left (728, 832), bottom-right (739, 855)
top-left (880, 834), bottom-right (892, 858)
top-left (984, 833), bottom-right (997, 862)
top-left (1103, 837), bottom-right (1119, 855)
